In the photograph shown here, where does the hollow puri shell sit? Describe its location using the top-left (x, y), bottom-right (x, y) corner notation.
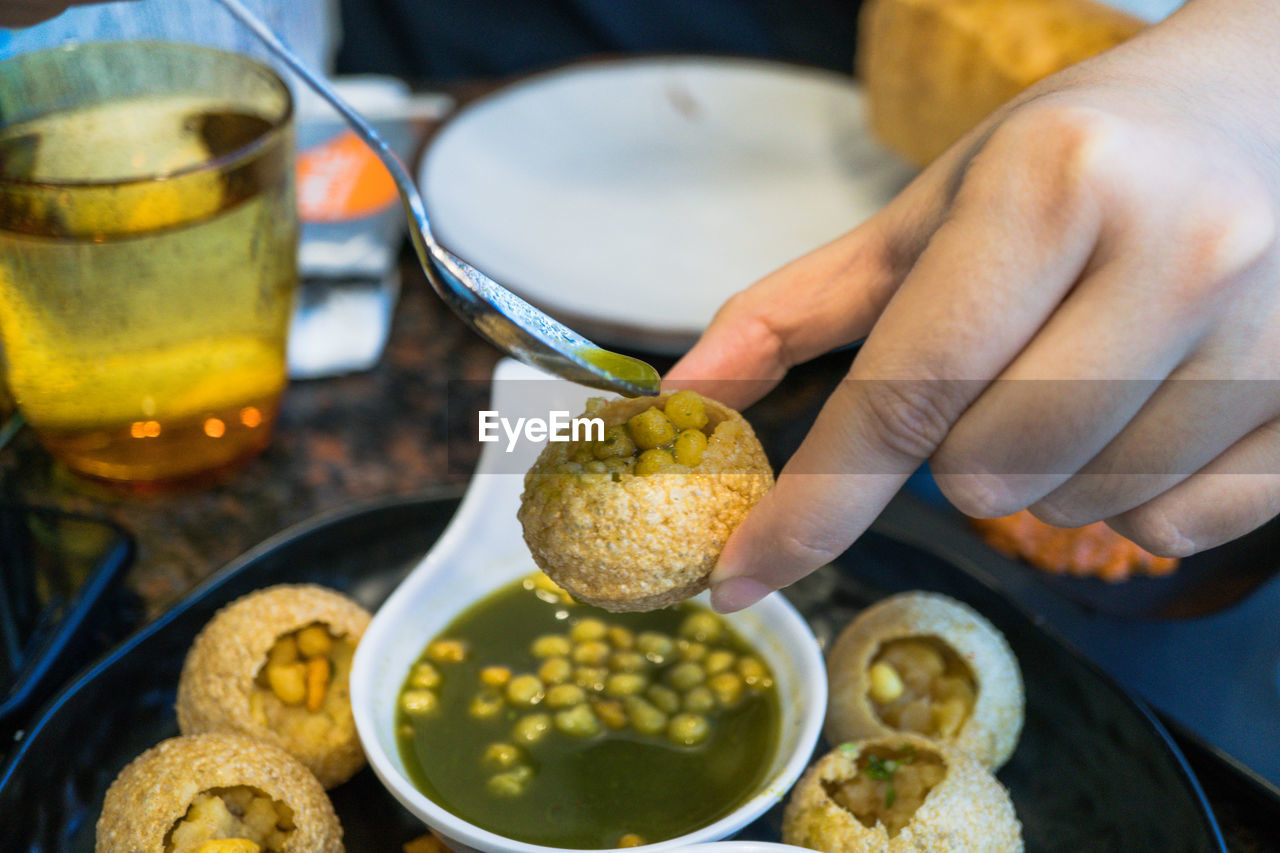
top-left (518, 393), bottom-right (773, 612)
top-left (176, 584), bottom-right (372, 788)
top-left (825, 591), bottom-right (1023, 770)
top-left (95, 732), bottom-right (343, 853)
top-left (782, 734), bottom-right (1022, 853)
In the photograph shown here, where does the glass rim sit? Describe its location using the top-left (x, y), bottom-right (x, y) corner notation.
top-left (0, 39), bottom-right (294, 190)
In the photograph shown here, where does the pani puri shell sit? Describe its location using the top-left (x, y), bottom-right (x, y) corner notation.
top-left (95, 732), bottom-right (343, 853)
top-left (518, 393), bottom-right (773, 612)
top-left (782, 734), bottom-right (1022, 853)
top-left (176, 584), bottom-right (371, 788)
top-left (825, 592), bottom-right (1023, 770)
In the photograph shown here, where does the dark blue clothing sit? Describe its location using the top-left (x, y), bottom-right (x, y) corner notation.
top-left (336, 0), bottom-right (859, 81)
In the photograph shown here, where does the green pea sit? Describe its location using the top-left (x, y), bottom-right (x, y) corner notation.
top-left (401, 689), bottom-right (439, 716)
top-left (554, 703), bottom-right (601, 737)
top-left (531, 634), bottom-right (572, 658)
top-left (603, 457), bottom-right (635, 478)
top-left (570, 619), bottom-right (608, 642)
top-left (637, 632), bottom-right (674, 662)
top-left (705, 650), bottom-right (736, 676)
top-left (408, 662), bottom-right (441, 689)
top-left (605, 672), bottom-right (648, 697)
top-left (470, 689), bottom-right (505, 720)
top-left (635, 448), bottom-right (675, 477)
top-left (609, 650), bottom-right (648, 673)
top-left (624, 696), bottom-right (668, 736)
top-left (673, 429), bottom-right (708, 467)
top-left (574, 666), bottom-right (608, 692)
top-left (708, 672), bottom-right (745, 707)
top-left (546, 683), bottom-right (587, 709)
top-left (679, 640), bottom-right (708, 662)
top-left (486, 765), bottom-right (533, 796)
top-left (683, 685), bottom-right (715, 713)
top-left (646, 684), bottom-right (681, 715)
top-left (538, 656), bottom-right (572, 685)
top-left (482, 742), bottom-right (522, 770)
top-left (505, 674), bottom-right (545, 706)
top-left (664, 390), bottom-right (709, 431)
top-left (608, 626), bottom-right (635, 649)
top-left (572, 640), bottom-right (611, 666)
top-left (512, 713), bottom-right (551, 745)
top-left (627, 407), bottom-right (677, 450)
top-left (592, 697), bottom-right (629, 729)
top-left (668, 713), bottom-right (710, 745)
top-left (592, 425), bottom-right (637, 459)
top-left (679, 611), bottom-right (724, 643)
top-left (667, 661), bottom-right (705, 692)
top-left (738, 656), bottom-right (772, 687)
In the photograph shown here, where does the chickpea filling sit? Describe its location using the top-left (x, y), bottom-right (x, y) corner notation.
top-left (164, 785), bottom-right (294, 853)
top-left (553, 390), bottom-right (718, 478)
top-left (399, 572), bottom-right (775, 800)
top-left (867, 637), bottom-right (976, 739)
top-left (823, 745), bottom-right (947, 837)
top-left (251, 623), bottom-right (356, 751)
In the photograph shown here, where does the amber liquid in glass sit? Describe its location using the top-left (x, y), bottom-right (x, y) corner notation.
top-left (0, 96), bottom-right (296, 488)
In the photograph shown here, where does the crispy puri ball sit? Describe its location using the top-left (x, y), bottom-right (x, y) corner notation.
top-left (518, 393), bottom-right (773, 612)
top-left (825, 592), bottom-right (1024, 770)
top-left (95, 732), bottom-right (343, 853)
top-left (176, 585), bottom-right (371, 788)
top-left (782, 734), bottom-right (1022, 852)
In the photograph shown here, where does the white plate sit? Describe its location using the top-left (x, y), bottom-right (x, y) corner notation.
top-left (419, 57), bottom-right (916, 354)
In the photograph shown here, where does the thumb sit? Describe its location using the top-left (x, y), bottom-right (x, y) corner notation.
top-left (708, 381), bottom-right (914, 612)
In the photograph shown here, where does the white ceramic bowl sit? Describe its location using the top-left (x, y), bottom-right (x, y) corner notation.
top-left (352, 360), bottom-right (827, 853)
top-left (680, 840), bottom-right (808, 845)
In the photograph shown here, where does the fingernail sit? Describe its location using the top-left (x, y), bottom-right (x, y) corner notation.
top-left (710, 576), bottom-right (772, 613)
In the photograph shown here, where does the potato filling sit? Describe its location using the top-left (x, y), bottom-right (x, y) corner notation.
top-left (251, 623), bottom-right (356, 752)
top-left (555, 391), bottom-right (717, 478)
top-left (823, 745), bottom-right (946, 837)
top-left (867, 637), bottom-right (976, 738)
top-left (165, 786), bottom-right (294, 853)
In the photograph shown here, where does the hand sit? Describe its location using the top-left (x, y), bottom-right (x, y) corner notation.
top-left (0, 1), bottom-right (108, 27)
top-left (667, 0), bottom-right (1280, 611)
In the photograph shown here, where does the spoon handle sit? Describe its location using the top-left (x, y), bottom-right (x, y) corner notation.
top-left (211, 0), bottom-right (434, 241)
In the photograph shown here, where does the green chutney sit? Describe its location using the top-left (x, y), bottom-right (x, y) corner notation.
top-left (395, 574), bottom-right (781, 848)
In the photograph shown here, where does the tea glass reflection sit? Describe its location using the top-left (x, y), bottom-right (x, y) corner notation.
top-left (0, 42), bottom-right (297, 490)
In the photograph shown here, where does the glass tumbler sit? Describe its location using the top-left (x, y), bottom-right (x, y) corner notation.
top-left (0, 41), bottom-right (297, 489)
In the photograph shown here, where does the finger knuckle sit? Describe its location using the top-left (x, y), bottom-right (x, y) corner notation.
top-left (1029, 498), bottom-right (1098, 530)
top-left (933, 471), bottom-right (1026, 519)
top-left (774, 526), bottom-right (843, 569)
top-left (959, 102), bottom-right (1117, 225)
top-left (859, 380), bottom-right (957, 461)
top-left (1173, 181), bottom-right (1276, 286)
top-left (1109, 507), bottom-right (1197, 558)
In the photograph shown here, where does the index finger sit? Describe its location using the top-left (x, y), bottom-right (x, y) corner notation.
top-left (663, 220), bottom-right (901, 410)
top-left (710, 133), bottom-right (1103, 610)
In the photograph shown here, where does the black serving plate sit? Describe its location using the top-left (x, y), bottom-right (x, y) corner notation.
top-left (0, 503), bottom-right (138, 744)
top-left (0, 490), bottom-right (1224, 852)
top-left (884, 484), bottom-right (1280, 804)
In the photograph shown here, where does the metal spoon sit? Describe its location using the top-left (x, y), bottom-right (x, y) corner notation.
top-left (213, 0), bottom-right (660, 397)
